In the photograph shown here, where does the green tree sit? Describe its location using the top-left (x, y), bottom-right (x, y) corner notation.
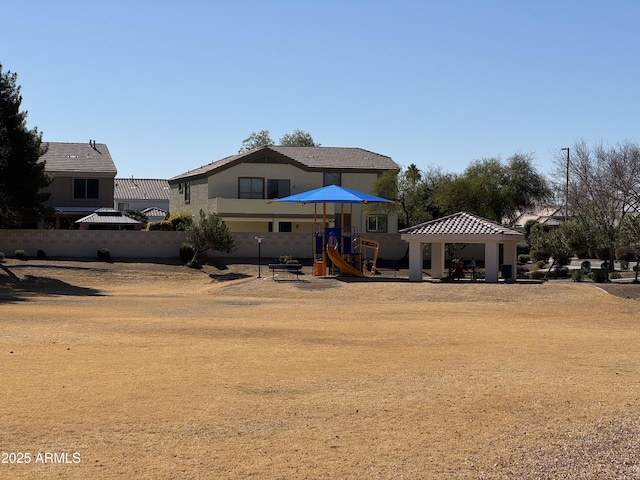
top-left (528, 222), bottom-right (573, 273)
top-left (432, 153), bottom-right (551, 223)
top-left (185, 210), bottom-right (236, 266)
top-left (278, 129), bottom-right (319, 147)
top-left (238, 130), bottom-right (274, 153)
top-left (0, 63), bottom-right (52, 227)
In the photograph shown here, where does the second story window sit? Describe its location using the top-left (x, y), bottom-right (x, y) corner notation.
top-left (367, 214), bottom-right (388, 233)
top-left (239, 177), bottom-right (264, 199)
top-left (74, 178), bottom-right (99, 199)
top-left (267, 179), bottom-right (290, 199)
top-left (184, 181), bottom-right (190, 204)
top-left (323, 172), bottom-right (341, 186)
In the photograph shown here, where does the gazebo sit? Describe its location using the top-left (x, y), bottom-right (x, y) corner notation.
top-left (400, 212), bottom-right (525, 283)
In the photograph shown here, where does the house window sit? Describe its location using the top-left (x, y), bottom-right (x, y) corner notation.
top-left (74, 178), bottom-right (100, 199)
top-left (267, 179), bottom-right (290, 199)
top-left (239, 177), bottom-right (264, 199)
top-left (117, 202), bottom-right (129, 211)
top-left (178, 182), bottom-right (183, 193)
top-left (323, 172), bottom-right (341, 186)
top-left (278, 222), bottom-right (292, 232)
top-left (367, 214), bottom-right (387, 233)
top-left (184, 181), bottom-right (190, 204)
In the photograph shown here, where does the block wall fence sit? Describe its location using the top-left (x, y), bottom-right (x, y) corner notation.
top-left (0, 230), bottom-right (408, 262)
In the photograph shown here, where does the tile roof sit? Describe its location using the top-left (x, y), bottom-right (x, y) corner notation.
top-left (400, 212), bottom-right (524, 237)
top-left (114, 178), bottom-right (170, 200)
top-left (39, 141), bottom-right (117, 174)
top-left (169, 146), bottom-right (398, 181)
top-left (141, 207), bottom-right (168, 218)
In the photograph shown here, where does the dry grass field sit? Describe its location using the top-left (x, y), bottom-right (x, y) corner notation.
top-left (1, 258), bottom-right (640, 479)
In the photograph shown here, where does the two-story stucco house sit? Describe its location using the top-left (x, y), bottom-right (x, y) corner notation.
top-left (38, 141), bottom-right (117, 228)
top-left (168, 146), bottom-right (400, 234)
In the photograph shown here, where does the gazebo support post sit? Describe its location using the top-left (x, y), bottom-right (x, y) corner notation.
top-left (431, 241), bottom-right (446, 280)
top-left (408, 241), bottom-right (424, 282)
top-left (503, 242), bottom-right (518, 282)
top-left (485, 242), bottom-right (500, 283)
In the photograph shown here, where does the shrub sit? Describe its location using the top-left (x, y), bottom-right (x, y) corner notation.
top-left (97, 248), bottom-right (111, 261)
top-left (620, 260), bottom-right (630, 271)
top-left (529, 270), bottom-right (547, 280)
top-left (168, 213), bottom-right (193, 231)
top-left (278, 255), bottom-right (299, 264)
top-left (590, 269), bottom-right (608, 283)
top-left (571, 269), bottom-right (585, 282)
top-left (516, 266), bottom-right (529, 279)
top-left (547, 266), bottom-right (569, 278)
top-left (0, 252), bottom-right (5, 262)
top-left (616, 246), bottom-right (637, 262)
top-left (517, 254), bottom-right (531, 264)
top-left (535, 260), bottom-right (546, 269)
top-left (14, 249), bottom-right (26, 260)
top-left (36, 249), bottom-right (46, 258)
top-left (179, 243), bottom-right (195, 262)
top-left (580, 260), bottom-right (591, 272)
top-left (609, 271), bottom-right (622, 279)
top-left (147, 220), bottom-right (173, 231)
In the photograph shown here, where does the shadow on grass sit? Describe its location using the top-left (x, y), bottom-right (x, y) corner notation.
top-left (208, 272), bottom-right (253, 282)
top-left (0, 264), bottom-right (103, 303)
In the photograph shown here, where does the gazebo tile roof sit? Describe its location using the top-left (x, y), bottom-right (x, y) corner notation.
top-left (400, 212), bottom-right (523, 236)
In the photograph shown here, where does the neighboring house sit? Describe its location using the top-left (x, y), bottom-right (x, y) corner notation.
top-left (114, 178), bottom-right (170, 221)
top-left (168, 146), bottom-right (400, 234)
top-left (38, 141), bottom-right (117, 229)
top-left (513, 206), bottom-right (566, 228)
top-left (75, 207), bottom-right (142, 230)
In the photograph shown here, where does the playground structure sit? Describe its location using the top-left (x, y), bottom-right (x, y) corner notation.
top-left (314, 226), bottom-right (380, 277)
top-left (270, 184), bottom-right (396, 278)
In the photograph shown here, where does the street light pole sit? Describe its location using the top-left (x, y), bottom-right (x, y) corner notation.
top-left (561, 147), bottom-right (570, 221)
top-left (255, 236), bottom-right (263, 278)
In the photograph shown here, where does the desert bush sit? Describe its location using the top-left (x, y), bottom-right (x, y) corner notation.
top-left (97, 248), bottom-right (111, 261)
top-left (517, 254), bottom-right (531, 264)
top-left (168, 213), bottom-right (193, 231)
top-left (516, 266), bottom-right (529, 279)
top-left (147, 220), bottom-right (173, 231)
top-left (529, 270), bottom-right (547, 280)
top-left (620, 260), bottom-right (630, 271)
top-left (535, 260), bottom-right (546, 269)
top-left (179, 243), bottom-right (195, 262)
top-left (590, 269), bottom-right (608, 283)
top-left (14, 249), bottom-right (26, 260)
top-left (580, 260), bottom-right (592, 272)
top-left (278, 255), bottom-right (299, 264)
top-left (36, 249), bottom-right (46, 258)
top-left (571, 269), bottom-right (585, 282)
top-left (609, 271), bottom-right (622, 279)
top-left (547, 266), bottom-right (569, 278)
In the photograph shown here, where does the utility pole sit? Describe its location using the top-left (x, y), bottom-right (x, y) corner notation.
top-left (561, 147), bottom-right (570, 221)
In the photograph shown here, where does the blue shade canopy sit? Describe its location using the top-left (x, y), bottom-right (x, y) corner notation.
top-left (271, 184), bottom-right (396, 204)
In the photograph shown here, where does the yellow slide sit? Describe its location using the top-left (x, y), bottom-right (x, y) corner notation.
top-left (326, 245), bottom-right (364, 277)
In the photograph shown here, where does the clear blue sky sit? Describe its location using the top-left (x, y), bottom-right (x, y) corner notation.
top-left (3, 1), bottom-right (639, 180)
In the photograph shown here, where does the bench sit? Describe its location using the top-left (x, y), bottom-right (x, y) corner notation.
top-left (268, 263), bottom-right (303, 281)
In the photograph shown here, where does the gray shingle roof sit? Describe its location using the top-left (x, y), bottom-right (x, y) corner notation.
top-left (76, 208), bottom-right (141, 224)
top-left (114, 178), bottom-right (170, 200)
top-left (400, 212), bottom-right (524, 237)
top-left (39, 142), bottom-right (117, 175)
top-left (169, 146), bottom-right (398, 181)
